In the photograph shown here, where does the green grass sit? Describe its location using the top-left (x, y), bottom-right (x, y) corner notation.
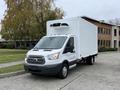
top-left (0, 49), bottom-right (27, 55)
top-left (0, 64), bottom-right (24, 74)
top-left (0, 49), bottom-right (28, 64)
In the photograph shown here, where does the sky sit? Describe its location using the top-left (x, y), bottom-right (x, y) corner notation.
top-left (0, 0), bottom-right (120, 22)
top-left (0, 0), bottom-right (6, 22)
top-left (56, 0), bottom-right (120, 20)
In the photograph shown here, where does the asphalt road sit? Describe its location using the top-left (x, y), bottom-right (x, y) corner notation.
top-left (0, 52), bottom-right (120, 90)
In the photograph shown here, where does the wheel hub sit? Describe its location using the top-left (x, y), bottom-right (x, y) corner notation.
top-left (62, 66), bottom-right (67, 77)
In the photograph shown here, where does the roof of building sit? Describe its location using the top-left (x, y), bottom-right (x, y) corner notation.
top-left (82, 16), bottom-right (113, 26)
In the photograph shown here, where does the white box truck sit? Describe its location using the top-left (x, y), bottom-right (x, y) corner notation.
top-left (24, 17), bottom-right (98, 79)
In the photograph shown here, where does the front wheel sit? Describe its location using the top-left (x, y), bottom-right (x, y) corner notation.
top-left (58, 63), bottom-right (69, 79)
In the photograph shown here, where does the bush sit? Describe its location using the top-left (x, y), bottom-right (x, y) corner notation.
top-left (98, 47), bottom-right (117, 52)
top-left (0, 42), bottom-right (15, 49)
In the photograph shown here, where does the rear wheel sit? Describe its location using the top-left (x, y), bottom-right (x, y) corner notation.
top-left (58, 63), bottom-right (69, 79)
top-left (86, 56), bottom-right (95, 65)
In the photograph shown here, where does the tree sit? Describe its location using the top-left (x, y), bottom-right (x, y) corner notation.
top-left (108, 18), bottom-right (120, 25)
top-left (1, 0), bottom-right (64, 42)
top-left (2, 0), bottom-right (36, 41)
top-left (32, 0), bottom-right (64, 35)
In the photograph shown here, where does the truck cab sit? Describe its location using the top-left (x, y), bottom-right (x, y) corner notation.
top-left (24, 35), bottom-right (77, 78)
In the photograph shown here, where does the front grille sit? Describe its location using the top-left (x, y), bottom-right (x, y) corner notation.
top-left (27, 55), bottom-right (45, 64)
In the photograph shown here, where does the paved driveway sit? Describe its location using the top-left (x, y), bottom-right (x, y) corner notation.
top-left (0, 52), bottom-right (120, 90)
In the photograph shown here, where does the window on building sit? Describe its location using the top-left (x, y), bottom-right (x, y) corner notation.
top-left (108, 40), bottom-right (109, 47)
top-left (101, 40), bottom-right (103, 46)
top-left (106, 40), bottom-right (108, 47)
top-left (103, 28), bottom-right (106, 34)
top-left (108, 29), bottom-right (109, 35)
top-left (114, 40), bottom-right (117, 48)
top-left (101, 28), bottom-right (103, 34)
top-left (103, 28), bottom-right (104, 34)
top-left (119, 41), bottom-right (120, 47)
top-left (98, 40), bottom-right (100, 47)
top-left (106, 30), bottom-right (108, 35)
top-left (109, 29), bottom-right (111, 35)
top-left (119, 30), bottom-right (120, 36)
top-left (106, 29), bottom-right (108, 35)
top-left (103, 40), bottom-right (104, 46)
top-left (108, 40), bottom-right (111, 47)
top-left (107, 29), bottom-right (109, 35)
top-left (98, 27), bottom-right (100, 34)
top-left (114, 29), bottom-right (117, 36)
top-left (101, 40), bottom-right (105, 47)
top-left (105, 29), bottom-right (107, 34)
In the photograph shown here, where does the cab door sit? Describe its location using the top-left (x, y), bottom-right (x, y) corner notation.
top-left (62, 37), bottom-right (76, 65)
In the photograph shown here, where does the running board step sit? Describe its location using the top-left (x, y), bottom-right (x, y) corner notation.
top-left (69, 64), bottom-right (77, 69)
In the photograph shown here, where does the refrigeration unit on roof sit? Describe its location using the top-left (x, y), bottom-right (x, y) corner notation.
top-left (50, 23), bottom-right (69, 29)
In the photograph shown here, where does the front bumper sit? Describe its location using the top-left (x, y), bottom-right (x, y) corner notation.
top-left (24, 63), bottom-right (62, 75)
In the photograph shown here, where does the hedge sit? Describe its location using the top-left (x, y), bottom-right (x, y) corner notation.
top-left (98, 48), bottom-right (117, 52)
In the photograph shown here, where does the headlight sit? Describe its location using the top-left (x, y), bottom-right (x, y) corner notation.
top-left (47, 52), bottom-right (60, 60)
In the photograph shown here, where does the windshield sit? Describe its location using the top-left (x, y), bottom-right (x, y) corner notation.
top-left (34, 36), bottom-right (67, 49)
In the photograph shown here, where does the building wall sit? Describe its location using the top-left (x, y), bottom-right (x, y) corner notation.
top-left (97, 24), bottom-right (112, 48)
top-left (119, 27), bottom-right (120, 50)
top-left (82, 18), bottom-right (112, 49)
top-left (111, 26), bottom-right (119, 49)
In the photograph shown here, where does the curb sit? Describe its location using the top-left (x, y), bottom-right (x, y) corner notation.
top-left (0, 70), bottom-right (26, 78)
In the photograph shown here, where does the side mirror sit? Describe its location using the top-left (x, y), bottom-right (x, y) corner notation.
top-left (69, 46), bottom-right (74, 53)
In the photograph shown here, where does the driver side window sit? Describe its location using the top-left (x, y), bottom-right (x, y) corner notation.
top-left (63, 37), bottom-right (74, 53)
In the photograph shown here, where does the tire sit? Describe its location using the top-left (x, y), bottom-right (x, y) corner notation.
top-left (86, 56), bottom-right (95, 65)
top-left (58, 63), bottom-right (69, 79)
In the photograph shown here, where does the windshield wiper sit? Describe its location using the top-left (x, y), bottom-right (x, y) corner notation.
top-left (44, 49), bottom-right (52, 51)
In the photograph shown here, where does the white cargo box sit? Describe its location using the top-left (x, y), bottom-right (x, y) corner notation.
top-left (47, 17), bottom-right (98, 59)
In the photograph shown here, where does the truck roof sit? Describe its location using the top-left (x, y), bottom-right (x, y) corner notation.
top-left (44, 34), bottom-right (73, 38)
